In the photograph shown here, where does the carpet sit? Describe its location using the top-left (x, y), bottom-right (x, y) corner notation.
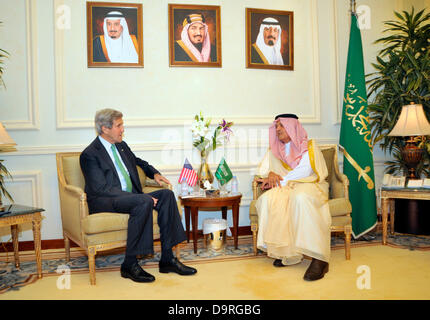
top-left (0, 238), bottom-right (256, 294)
top-left (1, 231), bottom-right (430, 294)
top-left (331, 230), bottom-right (430, 251)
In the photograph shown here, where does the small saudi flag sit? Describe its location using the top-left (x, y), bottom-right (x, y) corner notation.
top-left (215, 157), bottom-right (233, 186)
top-left (339, 12), bottom-right (377, 239)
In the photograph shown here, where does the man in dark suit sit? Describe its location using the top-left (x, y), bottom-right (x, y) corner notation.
top-left (80, 108), bottom-right (196, 283)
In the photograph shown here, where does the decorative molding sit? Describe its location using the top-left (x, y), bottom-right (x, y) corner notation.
top-left (54, 0), bottom-right (322, 128)
top-left (308, 0), bottom-right (321, 124)
top-left (54, 0), bottom-right (66, 131)
top-left (4, 137), bottom-right (340, 156)
top-left (3, 170), bottom-right (43, 208)
top-left (3, 0), bottom-right (40, 130)
top-left (332, 0), bottom-right (342, 124)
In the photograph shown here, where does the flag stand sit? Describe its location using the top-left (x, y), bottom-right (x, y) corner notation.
top-left (219, 182), bottom-right (228, 196)
top-left (350, 0), bottom-right (356, 14)
top-left (339, 1), bottom-right (378, 239)
top-left (219, 137), bottom-right (229, 195)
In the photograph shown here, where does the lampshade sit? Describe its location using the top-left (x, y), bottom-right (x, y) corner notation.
top-left (0, 122), bottom-right (16, 149)
top-left (388, 103), bottom-right (430, 136)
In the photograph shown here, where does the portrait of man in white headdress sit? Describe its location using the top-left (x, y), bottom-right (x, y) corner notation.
top-left (246, 9), bottom-right (294, 70)
top-left (88, 4), bottom-right (143, 67)
top-left (252, 17), bottom-right (284, 65)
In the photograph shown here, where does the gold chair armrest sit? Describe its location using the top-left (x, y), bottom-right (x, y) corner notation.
top-left (341, 174), bottom-right (350, 200)
top-left (252, 175), bottom-right (266, 200)
top-left (142, 179), bottom-right (172, 194)
top-left (144, 178), bottom-right (171, 189)
top-left (64, 184), bottom-right (86, 200)
top-left (63, 184), bottom-right (89, 216)
top-left (59, 183), bottom-right (89, 242)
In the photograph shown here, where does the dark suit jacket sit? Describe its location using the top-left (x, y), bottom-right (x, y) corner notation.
top-left (80, 137), bottom-right (160, 211)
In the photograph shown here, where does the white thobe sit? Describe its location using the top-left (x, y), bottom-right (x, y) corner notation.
top-left (255, 140), bottom-right (332, 265)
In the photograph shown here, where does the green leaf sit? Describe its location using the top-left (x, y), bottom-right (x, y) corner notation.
top-left (0, 159), bottom-right (13, 202)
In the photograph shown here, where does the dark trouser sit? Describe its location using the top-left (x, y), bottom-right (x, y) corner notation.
top-left (88, 189), bottom-right (186, 257)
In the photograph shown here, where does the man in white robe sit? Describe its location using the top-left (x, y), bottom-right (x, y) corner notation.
top-left (251, 17), bottom-right (284, 65)
top-left (93, 11), bottom-right (139, 63)
top-left (255, 114), bottom-right (331, 281)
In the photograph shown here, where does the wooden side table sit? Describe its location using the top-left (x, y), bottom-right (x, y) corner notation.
top-left (380, 187), bottom-right (430, 245)
top-left (0, 204), bottom-right (45, 278)
top-left (179, 194), bottom-right (242, 254)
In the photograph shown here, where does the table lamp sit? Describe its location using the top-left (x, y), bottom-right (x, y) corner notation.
top-left (388, 102), bottom-right (430, 179)
top-left (0, 122), bottom-right (16, 211)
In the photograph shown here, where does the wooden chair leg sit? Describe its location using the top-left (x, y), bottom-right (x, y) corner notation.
top-left (251, 224), bottom-right (258, 256)
top-left (345, 226), bottom-right (351, 260)
top-left (88, 246), bottom-right (97, 285)
top-left (64, 236), bottom-right (70, 262)
top-left (11, 225), bottom-right (20, 268)
top-left (389, 199), bottom-right (395, 235)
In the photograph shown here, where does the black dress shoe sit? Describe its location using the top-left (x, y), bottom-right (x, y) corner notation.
top-left (303, 258), bottom-right (329, 281)
top-left (273, 259), bottom-right (287, 267)
top-left (121, 262), bottom-right (155, 283)
top-left (159, 257), bottom-right (197, 276)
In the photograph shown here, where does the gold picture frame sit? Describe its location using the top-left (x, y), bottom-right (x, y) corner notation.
top-left (246, 8), bottom-right (294, 70)
top-left (169, 4), bottom-right (222, 68)
top-left (87, 2), bottom-right (143, 67)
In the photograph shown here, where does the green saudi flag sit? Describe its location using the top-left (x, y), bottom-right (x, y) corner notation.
top-left (339, 13), bottom-right (377, 239)
top-left (215, 157), bottom-right (233, 186)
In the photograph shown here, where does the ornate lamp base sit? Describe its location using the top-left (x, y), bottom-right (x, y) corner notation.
top-left (402, 140), bottom-right (424, 179)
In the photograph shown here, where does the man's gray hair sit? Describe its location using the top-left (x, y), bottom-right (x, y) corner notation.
top-left (95, 108), bottom-right (123, 135)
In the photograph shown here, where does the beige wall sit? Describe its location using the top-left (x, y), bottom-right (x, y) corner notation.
top-left (0, 0), bottom-right (426, 241)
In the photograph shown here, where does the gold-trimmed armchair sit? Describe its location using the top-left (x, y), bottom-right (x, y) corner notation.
top-left (249, 144), bottom-right (352, 259)
top-left (56, 152), bottom-right (181, 285)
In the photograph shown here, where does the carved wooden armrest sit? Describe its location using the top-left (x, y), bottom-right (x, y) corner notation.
top-left (252, 175), bottom-right (265, 200)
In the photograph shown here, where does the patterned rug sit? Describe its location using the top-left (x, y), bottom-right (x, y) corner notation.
top-left (1, 231), bottom-right (430, 294)
top-left (0, 238), bottom-right (256, 294)
top-left (331, 230), bottom-right (430, 251)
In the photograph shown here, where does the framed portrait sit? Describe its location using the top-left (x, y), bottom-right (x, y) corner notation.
top-left (246, 8), bottom-right (294, 70)
top-left (86, 2), bottom-right (143, 68)
top-left (169, 4), bottom-right (222, 67)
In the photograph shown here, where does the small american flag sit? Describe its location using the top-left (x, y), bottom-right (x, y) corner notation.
top-left (178, 158), bottom-right (198, 186)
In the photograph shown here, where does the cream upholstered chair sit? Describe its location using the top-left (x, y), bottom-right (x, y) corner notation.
top-left (249, 144), bottom-right (352, 259)
top-left (56, 152), bottom-right (181, 285)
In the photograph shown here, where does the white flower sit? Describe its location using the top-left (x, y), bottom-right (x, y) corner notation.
top-left (191, 120), bottom-right (209, 139)
top-left (191, 112), bottom-right (234, 154)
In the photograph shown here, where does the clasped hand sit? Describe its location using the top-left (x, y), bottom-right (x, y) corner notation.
top-left (256, 171), bottom-right (283, 190)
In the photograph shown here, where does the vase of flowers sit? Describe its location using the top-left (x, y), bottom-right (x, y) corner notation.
top-left (198, 150), bottom-right (213, 190)
top-left (191, 112), bottom-right (233, 189)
